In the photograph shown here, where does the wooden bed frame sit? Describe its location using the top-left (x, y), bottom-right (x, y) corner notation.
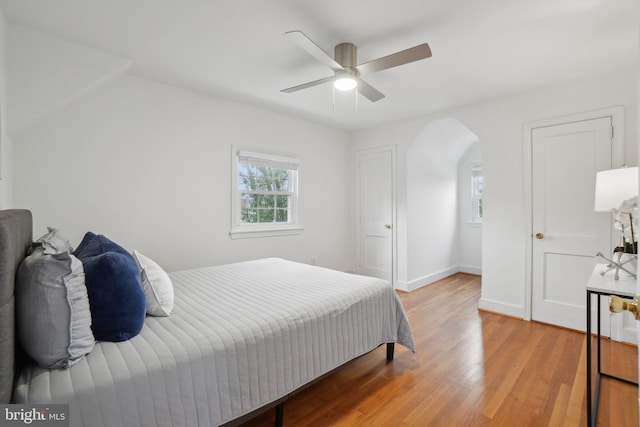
top-left (0, 209), bottom-right (396, 426)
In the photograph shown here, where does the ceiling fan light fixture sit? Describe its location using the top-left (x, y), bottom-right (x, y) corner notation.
top-left (334, 76), bottom-right (357, 91)
top-left (282, 31), bottom-right (431, 102)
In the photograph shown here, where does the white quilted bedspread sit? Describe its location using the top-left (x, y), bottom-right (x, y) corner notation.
top-left (14, 258), bottom-right (414, 427)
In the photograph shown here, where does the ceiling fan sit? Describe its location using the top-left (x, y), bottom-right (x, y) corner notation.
top-left (281, 30), bottom-right (432, 102)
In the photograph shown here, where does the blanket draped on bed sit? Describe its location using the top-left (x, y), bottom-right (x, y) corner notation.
top-left (14, 258), bottom-right (414, 427)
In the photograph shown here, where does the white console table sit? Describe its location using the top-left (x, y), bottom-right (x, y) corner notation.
top-left (585, 264), bottom-right (638, 427)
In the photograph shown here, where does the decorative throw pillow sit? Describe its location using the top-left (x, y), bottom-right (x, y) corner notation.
top-left (75, 235), bottom-right (146, 342)
top-left (16, 229), bottom-right (94, 369)
top-left (133, 250), bottom-right (174, 317)
top-left (36, 226), bottom-right (73, 254)
top-left (73, 232), bottom-right (130, 259)
top-left (72, 231), bottom-right (97, 255)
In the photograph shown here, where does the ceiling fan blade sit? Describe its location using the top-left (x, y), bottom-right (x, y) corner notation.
top-left (281, 76), bottom-right (335, 93)
top-left (356, 43), bottom-right (432, 76)
top-left (286, 30), bottom-right (344, 72)
top-left (355, 78), bottom-right (385, 102)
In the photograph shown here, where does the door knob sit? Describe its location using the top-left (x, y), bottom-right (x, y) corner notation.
top-left (385, 224), bottom-right (392, 229)
top-left (535, 232), bottom-right (544, 240)
top-left (609, 295), bottom-right (640, 320)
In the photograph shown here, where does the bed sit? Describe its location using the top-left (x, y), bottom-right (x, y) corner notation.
top-left (0, 209), bottom-right (415, 426)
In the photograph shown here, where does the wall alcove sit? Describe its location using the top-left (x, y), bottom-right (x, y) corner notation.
top-left (401, 118), bottom-right (481, 290)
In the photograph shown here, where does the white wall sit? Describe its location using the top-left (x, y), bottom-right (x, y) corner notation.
top-left (351, 69), bottom-right (637, 318)
top-left (457, 142), bottom-right (482, 274)
top-left (0, 8), bottom-right (11, 209)
top-left (11, 29), bottom-right (353, 273)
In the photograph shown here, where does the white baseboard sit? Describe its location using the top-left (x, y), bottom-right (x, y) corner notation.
top-left (404, 265), bottom-right (459, 292)
top-left (395, 264), bottom-right (483, 291)
top-left (458, 265), bottom-right (482, 275)
top-left (478, 298), bottom-right (524, 318)
top-left (394, 280), bottom-right (410, 292)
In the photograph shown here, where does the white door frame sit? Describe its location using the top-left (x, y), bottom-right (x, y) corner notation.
top-left (523, 106), bottom-right (625, 321)
top-left (355, 146), bottom-right (397, 286)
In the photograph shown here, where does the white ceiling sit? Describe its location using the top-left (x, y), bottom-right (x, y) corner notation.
top-left (1, 0), bottom-right (638, 131)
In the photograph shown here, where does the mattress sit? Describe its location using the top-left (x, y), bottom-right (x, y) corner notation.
top-left (13, 258), bottom-right (414, 427)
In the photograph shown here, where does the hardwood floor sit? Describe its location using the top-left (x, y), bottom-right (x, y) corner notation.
top-left (240, 273), bottom-right (638, 426)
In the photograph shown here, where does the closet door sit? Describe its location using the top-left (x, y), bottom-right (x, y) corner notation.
top-left (357, 148), bottom-right (395, 284)
top-left (531, 116), bottom-right (612, 331)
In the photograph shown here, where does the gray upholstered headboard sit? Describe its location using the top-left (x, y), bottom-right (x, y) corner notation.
top-left (0, 210), bottom-right (32, 404)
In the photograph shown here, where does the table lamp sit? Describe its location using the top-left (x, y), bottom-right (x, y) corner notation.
top-left (594, 166), bottom-right (638, 279)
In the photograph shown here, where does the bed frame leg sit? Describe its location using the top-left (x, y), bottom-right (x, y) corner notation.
top-left (386, 343), bottom-right (395, 361)
top-left (275, 403), bottom-right (284, 427)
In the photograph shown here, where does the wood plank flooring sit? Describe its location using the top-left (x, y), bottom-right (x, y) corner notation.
top-left (240, 273), bottom-right (638, 426)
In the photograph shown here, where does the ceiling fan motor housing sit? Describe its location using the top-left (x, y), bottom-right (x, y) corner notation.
top-left (335, 43), bottom-right (358, 77)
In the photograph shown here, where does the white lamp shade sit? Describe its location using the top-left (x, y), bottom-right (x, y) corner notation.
top-left (594, 166), bottom-right (639, 211)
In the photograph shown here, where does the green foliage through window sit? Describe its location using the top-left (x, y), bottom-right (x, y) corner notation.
top-left (238, 162), bottom-right (294, 224)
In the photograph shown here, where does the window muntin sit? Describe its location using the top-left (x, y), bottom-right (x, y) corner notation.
top-left (231, 149), bottom-right (301, 238)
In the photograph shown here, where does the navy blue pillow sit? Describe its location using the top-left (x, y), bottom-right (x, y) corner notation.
top-left (74, 233), bottom-right (145, 342)
top-left (74, 232), bottom-right (130, 259)
top-left (81, 251), bottom-right (146, 342)
top-left (73, 231), bottom-right (96, 255)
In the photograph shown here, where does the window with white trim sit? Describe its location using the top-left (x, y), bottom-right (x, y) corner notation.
top-left (470, 164), bottom-right (483, 223)
top-left (230, 149), bottom-right (302, 239)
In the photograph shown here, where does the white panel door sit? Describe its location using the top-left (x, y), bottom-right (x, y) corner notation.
top-left (531, 117), bottom-right (612, 331)
top-left (357, 149), bottom-right (393, 283)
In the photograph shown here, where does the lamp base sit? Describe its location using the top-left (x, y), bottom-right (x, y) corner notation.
top-left (596, 251), bottom-right (637, 280)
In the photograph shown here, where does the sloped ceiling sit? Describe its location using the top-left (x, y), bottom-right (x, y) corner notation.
top-left (8, 25), bottom-right (132, 134)
top-left (1, 0), bottom-right (638, 131)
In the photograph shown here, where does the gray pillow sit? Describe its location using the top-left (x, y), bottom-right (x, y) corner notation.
top-left (16, 230), bottom-right (95, 369)
top-left (35, 226), bottom-right (73, 254)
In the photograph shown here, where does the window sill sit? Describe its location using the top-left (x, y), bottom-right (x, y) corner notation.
top-left (229, 225), bottom-right (304, 239)
top-left (466, 222), bottom-right (482, 228)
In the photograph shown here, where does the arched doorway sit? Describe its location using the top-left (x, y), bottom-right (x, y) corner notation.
top-left (402, 118), bottom-right (481, 290)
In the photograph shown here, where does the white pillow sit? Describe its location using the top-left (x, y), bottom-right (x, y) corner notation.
top-left (133, 250), bottom-right (174, 317)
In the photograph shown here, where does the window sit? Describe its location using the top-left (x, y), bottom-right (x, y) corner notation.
top-left (230, 148), bottom-right (302, 239)
top-left (470, 164), bottom-right (483, 223)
